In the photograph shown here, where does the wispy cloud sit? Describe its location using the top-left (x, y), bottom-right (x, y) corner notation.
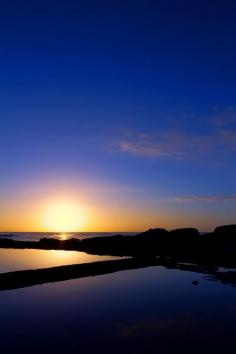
top-left (217, 129), bottom-right (236, 152)
top-left (118, 131), bottom-right (210, 159)
top-left (116, 128), bottom-right (236, 160)
top-left (162, 195), bottom-right (236, 203)
top-left (211, 107), bottom-right (236, 127)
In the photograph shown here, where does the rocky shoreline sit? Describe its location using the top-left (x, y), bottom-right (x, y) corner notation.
top-left (0, 225), bottom-right (236, 266)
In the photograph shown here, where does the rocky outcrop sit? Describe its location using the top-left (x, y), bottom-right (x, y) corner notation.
top-left (213, 225), bottom-right (236, 244)
top-left (214, 225), bottom-right (236, 235)
top-left (0, 225), bottom-right (235, 260)
top-left (169, 228), bottom-right (200, 238)
top-left (136, 228), bottom-right (168, 238)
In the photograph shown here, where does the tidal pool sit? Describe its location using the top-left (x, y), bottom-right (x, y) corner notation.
top-left (0, 248), bottom-right (122, 272)
top-left (0, 259), bottom-right (236, 354)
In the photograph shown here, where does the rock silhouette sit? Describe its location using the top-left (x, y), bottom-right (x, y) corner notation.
top-left (0, 225), bottom-right (235, 265)
top-left (214, 225), bottom-right (236, 235)
top-left (213, 225), bottom-right (236, 244)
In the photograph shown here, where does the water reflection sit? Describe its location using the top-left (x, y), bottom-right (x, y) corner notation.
top-left (0, 266), bottom-right (236, 354)
top-left (0, 248), bottom-right (122, 273)
top-left (1, 247), bottom-right (236, 353)
top-left (2, 256), bottom-right (236, 291)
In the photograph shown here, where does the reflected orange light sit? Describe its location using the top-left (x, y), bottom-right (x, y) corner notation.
top-left (59, 233), bottom-right (69, 241)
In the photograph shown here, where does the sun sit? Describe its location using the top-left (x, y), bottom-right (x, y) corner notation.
top-left (42, 200), bottom-right (85, 232)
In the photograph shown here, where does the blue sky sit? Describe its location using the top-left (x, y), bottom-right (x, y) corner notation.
top-left (0, 0), bottom-right (236, 231)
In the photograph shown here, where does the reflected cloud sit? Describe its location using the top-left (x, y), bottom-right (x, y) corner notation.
top-left (120, 315), bottom-right (228, 341)
top-left (120, 317), bottom-right (198, 339)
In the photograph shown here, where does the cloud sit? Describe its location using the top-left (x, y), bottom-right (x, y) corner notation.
top-left (162, 195), bottom-right (236, 203)
top-left (211, 107), bottom-right (236, 127)
top-left (118, 131), bottom-right (208, 159)
top-left (116, 128), bottom-right (236, 160)
top-left (217, 129), bottom-right (236, 152)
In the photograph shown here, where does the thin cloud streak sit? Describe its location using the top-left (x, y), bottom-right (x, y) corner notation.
top-left (162, 195), bottom-right (236, 203)
top-left (211, 107), bottom-right (236, 127)
top-left (117, 128), bottom-right (236, 160)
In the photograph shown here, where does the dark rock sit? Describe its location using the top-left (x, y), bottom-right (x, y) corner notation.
top-left (137, 228), bottom-right (168, 238)
top-left (192, 280), bottom-right (199, 285)
top-left (169, 228), bottom-right (200, 238)
top-left (213, 225), bottom-right (236, 245)
top-left (214, 225), bottom-right (236, 235)
top-left (39, 238), bottom-right (60, 248)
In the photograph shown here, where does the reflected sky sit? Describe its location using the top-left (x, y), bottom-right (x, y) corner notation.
top-left (0, 266), bottom-right (236, 353)
top-left (0, 248), bottom-right (122, 273)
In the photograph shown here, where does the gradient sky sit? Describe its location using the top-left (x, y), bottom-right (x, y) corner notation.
top-left (0, 0), bottom-right (236, 232)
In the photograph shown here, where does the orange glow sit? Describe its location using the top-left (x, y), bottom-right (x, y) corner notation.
top-left (42, 200), bottom-right (86, 232)
top-left (0, 178), bottom-right (220, 232)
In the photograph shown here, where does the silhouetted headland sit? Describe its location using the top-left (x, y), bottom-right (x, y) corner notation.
top-left (0, 225), bottom-right (236, 266)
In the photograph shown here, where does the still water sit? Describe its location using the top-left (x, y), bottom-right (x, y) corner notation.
top-left (0, 248), bottom-right (122, 272)
top-left (0, 249), bottom-right (236, 354)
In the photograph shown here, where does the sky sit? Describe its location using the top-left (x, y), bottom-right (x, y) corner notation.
top-left (0, 0), bottom-right (236, 232)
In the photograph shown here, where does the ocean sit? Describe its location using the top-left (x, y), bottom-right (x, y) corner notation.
top-left (0, 231), bottom-right (137, 242)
